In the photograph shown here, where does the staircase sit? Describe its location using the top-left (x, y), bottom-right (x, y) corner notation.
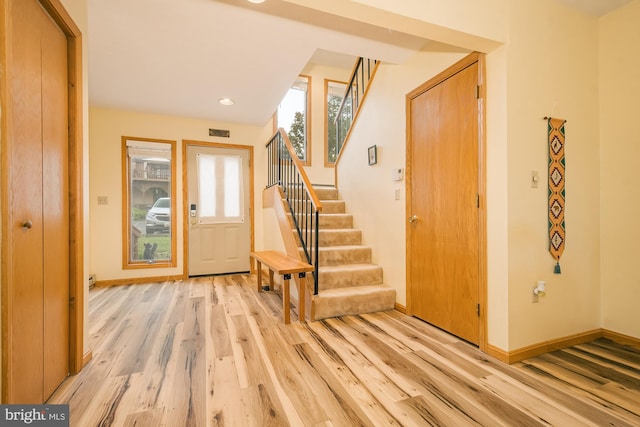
top-left (294, 186), bottom-right (396, 320)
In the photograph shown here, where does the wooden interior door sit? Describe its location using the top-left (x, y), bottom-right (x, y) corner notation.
top-left (4, 0), bottom-right (70, 402)
top-left (407, 56), bottom-right (480, 345)
top-left (41, 4), bottom-right (70, 398)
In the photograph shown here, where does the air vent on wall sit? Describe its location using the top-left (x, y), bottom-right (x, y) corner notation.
top-left (209, 128), bottom-right (230, 138)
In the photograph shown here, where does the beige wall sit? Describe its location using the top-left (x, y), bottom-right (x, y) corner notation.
top-left (336, 50), bottom-right (469, 307)
top-left (505, 0), bottom-right (601, 349)
top-left (599, 0), bottom-right (640, 339)
top-left (335, 1), bottom-right (512, 349)
top-left (485, 46), bottom-right (510, 349)
top-left (335, 0), bottom-right (614, 351)
top-left (285, 0), bottom-right (506, 53)
top-left (336, 49), bottom-right (514, 349)
top-left (89, 107), bottom-right (272, 281)
top-left (352, 0), bottom-right (507, 45)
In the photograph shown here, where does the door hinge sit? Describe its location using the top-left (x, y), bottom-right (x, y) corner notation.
top-left (477, 303), bottom-right (480, 317)
top-left (475, 85), bottom-right (481, 99)
top-left (476, 193), bottom-right (480, 208)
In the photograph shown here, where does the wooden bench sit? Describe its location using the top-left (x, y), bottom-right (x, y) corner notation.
top-left (251, 250), bottom-right (314, 324)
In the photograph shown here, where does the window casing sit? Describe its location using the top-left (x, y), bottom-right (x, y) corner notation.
top-left (277, 75), bottom-right (311, 165)
top-left (122, 137), bottom-right (177, 268)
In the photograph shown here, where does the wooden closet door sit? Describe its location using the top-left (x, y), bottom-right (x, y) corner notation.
top-left (5, 0), bottom-right (70, 403)
top-left (7, 0), bottom-right (46, 403)
top-left (41, 7), bottom-right (70, 399)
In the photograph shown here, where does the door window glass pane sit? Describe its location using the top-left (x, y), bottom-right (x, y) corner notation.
top-left (197, 153), bottom-right (244, 224)
top-left (224, 156), bottom-right (241, 218)
top-left (197, 153), bottom-right (216, 217)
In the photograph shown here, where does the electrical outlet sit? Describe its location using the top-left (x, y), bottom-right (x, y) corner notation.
top-left (97, 196), bottom-right (108, 205)
top-left (532, 287), bottom-right (539, 303)
top-left (395, 189), bottom-right (401, 200)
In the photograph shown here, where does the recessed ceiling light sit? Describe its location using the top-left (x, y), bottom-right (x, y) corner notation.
top-left (218, 98), bottom-right (235, 106)
top-left (248, 0), bottom-right (265, 3)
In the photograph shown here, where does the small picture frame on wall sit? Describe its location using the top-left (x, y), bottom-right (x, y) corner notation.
top-left (368, 145), bottom-right (377, 165)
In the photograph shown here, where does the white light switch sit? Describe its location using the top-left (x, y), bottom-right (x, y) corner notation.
top-left (531, 170), bottom-right (539, 188)
top-left (392, 168), bottom-right (404, 181)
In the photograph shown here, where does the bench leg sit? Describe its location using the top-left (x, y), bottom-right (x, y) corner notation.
top-left (298, 272), bottom-right (306, 323)
top-left (283, 273), bottom-right (291, 324)
top-left (256, 260), bottom-right (263, 292)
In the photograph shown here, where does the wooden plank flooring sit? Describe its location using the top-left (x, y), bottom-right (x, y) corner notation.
top-left (48, 275), bottom-right (640, 426)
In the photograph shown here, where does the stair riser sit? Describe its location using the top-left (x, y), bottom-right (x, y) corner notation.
top-left (319, 230), bottom-right (361, 246)
top-left (298, 248), bottom-right (371, 265)
top-left (293, 230), bottom-right (362, 247)
top-left (319, 201), bottom-right (345, 214)
top-left (314, 188), bottom-right (339, 200)
top-left (318, 247), bottom-right (371, 265)
top-left (318, 267), bottom-right (383, 290)
top-left (312, 288), bottom-right (396, 320)
top-left (287, 214), bottom-right (353, 229)
top-left (320, 215), bottom-right (353, 229)
top-left (286, 199), bottom-right (345, 214)
top-left (281, 184), bottom-right (336, 195)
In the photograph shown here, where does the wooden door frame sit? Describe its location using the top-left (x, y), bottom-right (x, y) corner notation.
top-left (181, 140), bottom-right (255, 278)
top-left (0, 0), bottom-right (85, 400)
top-left (405, 52), bottom-right (487, 351)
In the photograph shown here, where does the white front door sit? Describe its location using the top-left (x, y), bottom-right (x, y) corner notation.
top-left (186, 144), bottom-right (251, 276)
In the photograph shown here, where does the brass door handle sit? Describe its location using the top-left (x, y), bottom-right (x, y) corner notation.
top-left (21, 220), bottom-right (33, 229)
top-left (408, 215), bottom-right (419, 223)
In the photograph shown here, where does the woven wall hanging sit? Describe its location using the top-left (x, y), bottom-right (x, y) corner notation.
top-left (547, 117), bottom-right (566, 274)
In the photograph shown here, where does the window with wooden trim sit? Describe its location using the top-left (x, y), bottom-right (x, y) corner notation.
top-left (277, 75), bottom-right (311, 165)
top-left (325, 79), bottom-right (347, 166)
top-left (122, 137), bottom-right (177, 268)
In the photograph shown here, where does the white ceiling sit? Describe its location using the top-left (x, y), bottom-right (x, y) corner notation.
top-left (88, 0), bottom-right (633, 126)
top-left (88, 0), bottom-right (423, 126)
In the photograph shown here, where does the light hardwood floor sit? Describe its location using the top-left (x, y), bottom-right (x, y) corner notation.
top-left (49, 275), bottom-right (640, 426)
